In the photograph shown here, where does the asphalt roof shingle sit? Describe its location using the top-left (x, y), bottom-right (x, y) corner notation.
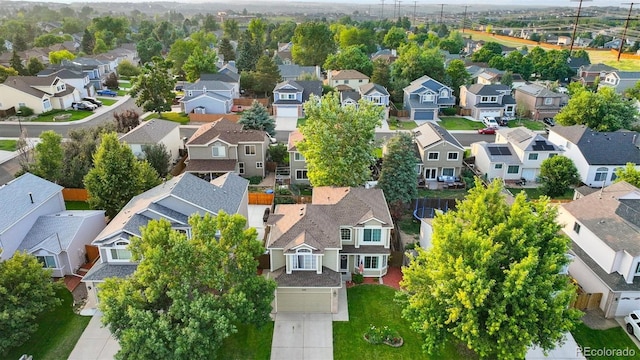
top-left (119, 119), bottom-right (179, 145)
top-left (551, 125), bottom-right (640, 165)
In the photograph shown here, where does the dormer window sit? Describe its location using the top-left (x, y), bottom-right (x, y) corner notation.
top-left (341, 228), bottom-right (351, 242)
top-left (363, 228), bottom-right (381, 243)
top-left (279, 93), bottom-right (296, 100)
top-left (422, 93), bottom-right (435, 102)
top-left (109, 241), bottom-right (132, 261)
top-left (441, 89), bottom-right (449, 98)
top-left (293, 248), bottom-right (316, 270)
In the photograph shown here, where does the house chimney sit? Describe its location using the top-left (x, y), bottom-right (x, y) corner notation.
top-left (29, 192), bottom-right (33, 203)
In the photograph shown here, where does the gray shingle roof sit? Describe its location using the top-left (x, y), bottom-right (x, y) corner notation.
top-left (278, 64), bottom-right (318, 79)
top-left (119, 119), bottom-right (179, 145)
top-left (272, 266), bottom-right (341, 287)
top-left (340, 91), bottom-right (360, 103)
top-left (0, 173), bottom-right (63, 233)
top-left (551, 125), bottom-right (640, 165)
top-left (570, 242), bottom-right (640, 292)
top-left (516, 83), bottom-right (563, 98)
top-left (186, 118), bottom-right (267, 145)
top-left (82, 262), bottom-right (138, 282)
top-left (359, 83), bottom-right (389, 96)
top-left (466, 84), bottom-right (511, 95)
top-left (185, 80), bottom-right (233, 92)
top-left (274, 80), bottom-right (303, 92)
top-left (413, 122), bottom-right (464, 150)
top-left (17, 210), bottom-right (104, 253)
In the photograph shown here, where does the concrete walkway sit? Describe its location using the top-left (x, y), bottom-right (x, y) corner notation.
top-left (68, 311), bottom-right (120, 360)
top-left (271, 313), bottom-right (333, 360)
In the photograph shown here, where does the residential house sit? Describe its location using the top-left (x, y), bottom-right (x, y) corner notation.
top-left (0, 75), bottom-right (81, 114)
top-left (459, 84), bottom-right (516, 120)
top-left (558, 181), bottom-right (640, 317)
top-left (565, 56), bottom-right (591, 77)
top-left (0, 173), bottom-right (105, 277)
top-left (184, 118), bottom-right (269, 178)
top-left (471, 127), bottom-right (562, 182)
top-left (574, 63), bottom-right (615, 87)
top-left (180, 80), bottom-right (237, 115)
top-left (266, 186), bottom-right (393, 313)
top-left (413, 122), bottom-right (465, 181)
top-left (272, 80), bottom-right (322, 119)
top-left (278, 64), bottom-right (322, 82)
top-left (200, 69), bottom-right (241, 98)
top-left (82, 172), bottom-right (249, 307)
top-left (273, 42), bottom-right (293, 65)
top-left (514, 83), bottom-right (566, 120)
top-left (548, 125), bottom-right (640, 188)
top-left (600, 70), bottom-right (640, 95)
top-left (371, 49), bottom-right (397, 63)
top-left (340, 83), bottom-right (391, 119)
top-left (119, 119), bottom-right (183, 161)
top-left (604, 39), bottom-right (623, 50)
top-left (37, 68), bottom-right (94, 98)
top-left (327, 70), bottom-right (370, 91)
top-left (474, 68), bottom-right (525, 88)
top-left (287, 130), bottom-right (308, 185)
top-left (61, 58), bottom-right (111, 90)
top-left (403, 75), bottom-right (455, 121)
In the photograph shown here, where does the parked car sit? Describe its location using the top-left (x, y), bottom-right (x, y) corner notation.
top-left (543, 117), bottom-right (556, 126)
top-left (72, 101), bottom-right (95, 111)
top-left (478, 127), bottom-right (496, 135)
top-left (82, 97), bottom-right (103, 107)
top-left (97, 89), bottom-right (117, 97)
top-left (175, 85), bottom-right (184, 91)
top-left (483, 116), bottom-right (499, 128)
top-left (624, 310), bottom-right (640, 340)
top-left (496, 116), bottom-right (508, 126)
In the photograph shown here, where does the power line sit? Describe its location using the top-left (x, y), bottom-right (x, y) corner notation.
top-left (380, 0), bottom-right (385, 20)
top-left (438, 4), bottom-right (445, 24)
top-left (461, 5), bottom-right (470, 33)
top-left (569, 0), bottom-right (593, 54)
top-left (618, 2), bottom-right (637, 61)
top-left (413, 1), bottom-right (418, 25)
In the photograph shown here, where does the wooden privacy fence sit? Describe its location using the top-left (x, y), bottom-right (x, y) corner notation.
top-left (188, 113), bottom-right (241, 123)
top-left (62, 188), bottom-right (88, 201)
top-left (249, 192), bottom-right (274, 205)
top-left (571, 290), bottom-right (602, 311)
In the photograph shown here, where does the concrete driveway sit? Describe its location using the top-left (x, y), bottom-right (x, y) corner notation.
top-left (271, 313), bottom-right (333, 360)
top-left (68, 311), bottom-right (120, 360)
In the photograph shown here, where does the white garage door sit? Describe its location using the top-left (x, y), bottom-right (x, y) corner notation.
top-left (276, 288), bottom-right (331, 313)
top-left (521, 168), bottom-right (536, 181)
top-left (479, 110), bottom-right (502, 119)
top-left (276, 106), bottom-right (299, 118)
top-left (615, 292), bottom-right (640, 317)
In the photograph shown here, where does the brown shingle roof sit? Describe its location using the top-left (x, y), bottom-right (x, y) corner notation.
top-left (186, 118), bottom-right (267, 145)
top-left (287, 129), bottom-right (304, 151)
top-left (331, 69), bottom-right (369, 80)
top-left (2, 76), bottom-right (75, 98)
top-left (184, 159), bottom-right (237, 173)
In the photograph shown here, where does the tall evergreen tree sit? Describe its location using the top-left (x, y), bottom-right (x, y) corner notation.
top-left (27, 57), bottom-right (45, 76)
top-left (10, 50), bottom-right (26, 75)
top-left (251, 55), bottom-right (281, 97)
top-left (239, 100), bottom-right (275, 136)
top-left (377, 132), bottom-right (417, 210)
top-left (236, 30), bottom-right (261, 72)
top-left (218, 37), bottom-right (236, 62)
top-left (81, 28), bottom-right (96, 55)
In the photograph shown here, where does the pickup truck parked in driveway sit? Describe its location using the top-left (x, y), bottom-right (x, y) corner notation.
top-left (97, 89), bottom-right (117, 97)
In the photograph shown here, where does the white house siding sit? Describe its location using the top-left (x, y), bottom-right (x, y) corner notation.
top-left (324, 249), bottom-right (339, 272)
top-left (568, 256), bottom-right (612, 313)
top-left (65, 212), bottom-right (106, 275)
top-left (161, 127), bottom-right (183, 160)
top-left (189, 142), bottom-right (238, 160)
top-left (270, 249), bottom-right (285, 271)
top-left (558, 210), bottom-right (617, 273)
top-left (184, 97), bottom-right (228, 114)
top-left (584, 165), bottom-right (634, 188)
top-left (419, 219), bottom-right (433, 249)
top-left (130, 144), bottom-right (144, 158)
top-left (547, 133), bottom-right (595, 186)
top-left (0, 86), bottom-right (49, 114)
top-left (616, 252), bottom-right (638, 284)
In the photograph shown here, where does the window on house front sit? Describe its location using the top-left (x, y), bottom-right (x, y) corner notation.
top-left (490, 96), bottom-right (498, 102)
top-left (212, 146), bottom-right (226, 157)
top-left (594, 167), bottom-right (608, 182)
top-left (238, 162), bottom-right (245, 174)
top-left (296, 169), bottom-right (308, 180)
top-left (344, 80), bottom-right (349, 84)
top-left (573, 222), bottom-right (581, 234)
top-left (481, 96), bottom-right (489, 102)
top-left (341, 228), bottom-right (351, 242)
top-left (507, 165), bottom-right (519, 174)
top-left (495, 163), bottom-right (503, 169)
top-left (447, 152), bottom-right (459, 161)
top-left (256, 162), bottom-right (263, 169)
top-left (110, 241), bottom-right (132, 261)
top-left (549, 153), bottom-right (557, 158)
top-left (611, 167), bottom-right (622, 181)
top-left (359, 79), bottom-right (363, 83)
top-left (36, 255), bottom-right (56, 268)
top-left (441, 89), bottom-right (449, 98)
top-left (442, 168), bottom-right (454, 176)
top-left (422, 94), bottom-right (435, 102)
top-left (287, 94), bottom-right (295, 100)
top-left (294, 152), bottom-right (305, 161)
top-left (427, 152), bottom-right (439, 160)
top-left (293, 248), bottom-right (316, 270)
top-left (528, 153), bottom-right (539, 160)
top-left (363, 228), bottom-right (382, 242)
top-left (364, 256), bottom-right (379, 269)
top-left (544, 97), bottom-right (553, 105)
top-left (245, 145), bottom-right (256, 156)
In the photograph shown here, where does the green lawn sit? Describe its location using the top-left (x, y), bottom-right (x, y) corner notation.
top-left (507, 119), bottom-right (546, 131)
top-left (97, 98), bottom-right (117, 106)
top-left (417, 188), bottom-right (468, 199)
top-left (216, 323), bottom-right (273, 360)
top-left (33, 110), bottom-right (93, 122)
top-left (144, 112), bottom-right (190, 125)
top-left (334, 285), bottom-right (477, 360)
top-left (65, 201), bottom-right (90, 210)
top-left (117, 89), bottom-right (127, 96)
top-left (572, 323), bottom-right (640, 360)
top-left (373, 148), bottom-right (383, 159)
top-left (118, 80), bottom-right (132, 89)
top-left (0, 139), bottom-right (17, 151)
top-left (507, 187), bottom-right (574, 200)
top-left (5, 287), bottom-right (91, 360)
top-left (398, 215), bottom-right (421, 235)
top-left (438, 117), bottom-right (484, 130)
top-left (296, 117), bottom-right (307, 128)
top-left (388, 118), bottom-right (417, 130)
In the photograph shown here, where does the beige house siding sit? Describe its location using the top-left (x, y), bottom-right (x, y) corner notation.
top-left (324, 250), bottom-right (339, 272)
top-left (237, 138), bottom-right (268, 177)
top-left (188, 141), bottom-right (239, 160)
top-left (270, 249), bottom-right (285, 271)
top-left (289, 152), bottom-right (309, 185)
top-left (0, 85), bottom-right (50, 113)
top-left (419, 142), bottom-right (464, 178)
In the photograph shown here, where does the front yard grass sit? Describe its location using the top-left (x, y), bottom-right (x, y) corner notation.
top-left (33, 110), bottom-right (93, 122)
top-left (118, 80), bottom-right (132, 89)
top-left (216, 322), bottom-right (273, 360)
top-left (398, 214), bottom-right (421, 235)
top-left (388, 118), bottom-right (417, 130)
top-left (438, 116), bottom-right (484, 130)
top-left (334, 285), bottom-right (477, 360)
top-left (5, 287), bottom-right (91, 360)
top-left (507, 187), bottom-right (574, 200)
top-left (144, 112), bottom-right (190, 125)
top-left (296, 117), bottom-right (307, 128)
top-left (97, 98), bottom-right (117, 106)
top-left (0, 139), bottom-right (17, 151)
top-left (507, 119), bottom-right (546, 131)
top-left (571, 323), bottom-right (640, 360)
top-left (417, 188), bottom-right (468, 200)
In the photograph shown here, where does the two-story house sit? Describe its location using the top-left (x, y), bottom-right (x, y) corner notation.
top-left (599, 70), bottom-right (640, 95)
top-left (403, 75), bottom-right (455, 121)
top-left (184, 118), bottom-right (269, 179)
top-left (287, 129), bottom-right (308, 185)
top-left (514, 83), bottom-right (566, 120)
top-left (277, 65), bottom-right (322, 82)
top-left (266, 186), bottom-right (393, 313)
top-left (459, 84), bottom-right (516, 120)
top-left (548, 125), bottom-right (640, 187)
top-left (37, 68), bottom-right (94, 98)
top-left (62, 57), bottom-right (113, 90)
top-left (340, 83), bottom-right (391, 119)
top-left (82, 172), bottom-right (249, 308)
top-left (558, 181), bottom-right (640, 318)
top-left (272, 80), bottom-right (322, 119)
top-left (573, 63), bottom-right (612, 87)
top-left (327, 70), bottom-right (370, 91)
top-left (119, 119), bottom-right (182, 161)
top-left (0, 173), bottom-right (105, 277)
top-left (180, 80), bottom-right (237, 115)
top-left (471, 127), bottom-right (562, 182)
top-left (413, 122), bottom-right (465, 181)
top-left (0, 75), bottom-right (81, 114)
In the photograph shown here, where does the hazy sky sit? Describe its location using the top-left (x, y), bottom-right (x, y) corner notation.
top-left (12, 0), bottom-right (619, 6)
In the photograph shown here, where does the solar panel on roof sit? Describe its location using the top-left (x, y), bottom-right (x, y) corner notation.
top-left (488, 146), bottom-right (511, 155)
top-left (532, 140), bottom-right (555, 151)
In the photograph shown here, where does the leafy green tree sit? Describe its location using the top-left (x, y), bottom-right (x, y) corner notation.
top-left (116, 60), bottom-right (140, 78)
top-left (153, 21), bottom-right (175, 50)
top-left (555, 85), bottom-right (638, 131)
top-left (218, 37), bottom-right (236, 62)
top-left (336, 26), bottom-right (376, 54)
top-left (27, 57), bottom-right (45, 76)
top-left (136, 37), bottom-right (163, 65)
top-left (49, 50), bottom-right (76, 65)
top-left (92, 38), bottom-right (109, 55)
top-left (297, 93), bottom-right (383, 187)
top-left (9, 50), bottom-right (26, 75)
top-left (84, 132), bottom-right (161, 218)
top-left (236, 30), bottom-right (262, 72)
top-left (500, 70), bottom-right (513, 87)
top-left (99, 213), bottom-right (277, 359)
top-left (222, 19), bottom-right (240, 40)
top-left (34, 33), bottom-right (65, 48)
top-left (0, 252), bottom-right (62, 355)
top-left (614, 163), bottom-right (640, 188)
top-left (129, 56), bottom-right (176, 116)
top-left (625, 80), bottom-right (640, 101)
top-left (167, 38), bottom-right (197, 76)
top-left (444, 59), bottom-right (470, 99)
top-left (383, 26), bottom-right (408, 49)
top-left (32, 130), bottom-right (63, 184)
top-left (60, 123), bottom-right (115, 188)
top-left (203, 14), bottom-right (219, 32)
top-left (538, 156), bottom-right (580, 197)
top-left (371, 58), bottom-right (391, 90)
top-left (250, 55), bottom-right (281, 97)
top-left (323, 45), bottom-right (373, 77)
top-left (268, 143), bottom-right (288, 165)
top-left (90, 15), bottom-right (130, 47)
top-left (400, 179), bottom-right (581, 360)
top-left (471, 42), bottom-right (502, 63)
top-left (438, 31), bottom-right (465, 54)
top-left (377, 132), bottom-right (417, 211)
top-left (142, 143), bottom-right (171, 178)
top-left (183, 47), bottom-right (218, 82)
top-left (269, 21), bottom-right (297, 48)
top-left (0, 65), bottom-right (18, 83)
top-left (189, 30), bottom-right (217, 52)
top-left (392, 43), bottom-right (445, 84)
top-left (239, 100), bottom-right (275, 136)
top-left (113, 109), bottom-right (140, 133)
top-left (291, 22), bottom-right (335, 66)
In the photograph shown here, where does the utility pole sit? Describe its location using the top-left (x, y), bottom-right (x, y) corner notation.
top-left (413, 1), bottom-right (417, 25)
top-left (569, 0), bottom-right (592, 54)
top-left (439, 4), bottom-right (445, 24)
top-left (461, 5), bottom-right (469, 33)
top-left (393, 0), bottom-right (397, 19)
top-left (618, 2), bottom-right (636, 61)
top-left (380, 0), bottom-right (385, 20)
top-left (397, 0), bottom-right (402, 19)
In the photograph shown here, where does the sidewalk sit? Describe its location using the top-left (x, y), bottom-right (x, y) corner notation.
top-left (0, 137), bottom-right (39, 164)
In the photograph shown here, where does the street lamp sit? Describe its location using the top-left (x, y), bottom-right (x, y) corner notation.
top-left (16, 109), bottom-right (23, 135)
